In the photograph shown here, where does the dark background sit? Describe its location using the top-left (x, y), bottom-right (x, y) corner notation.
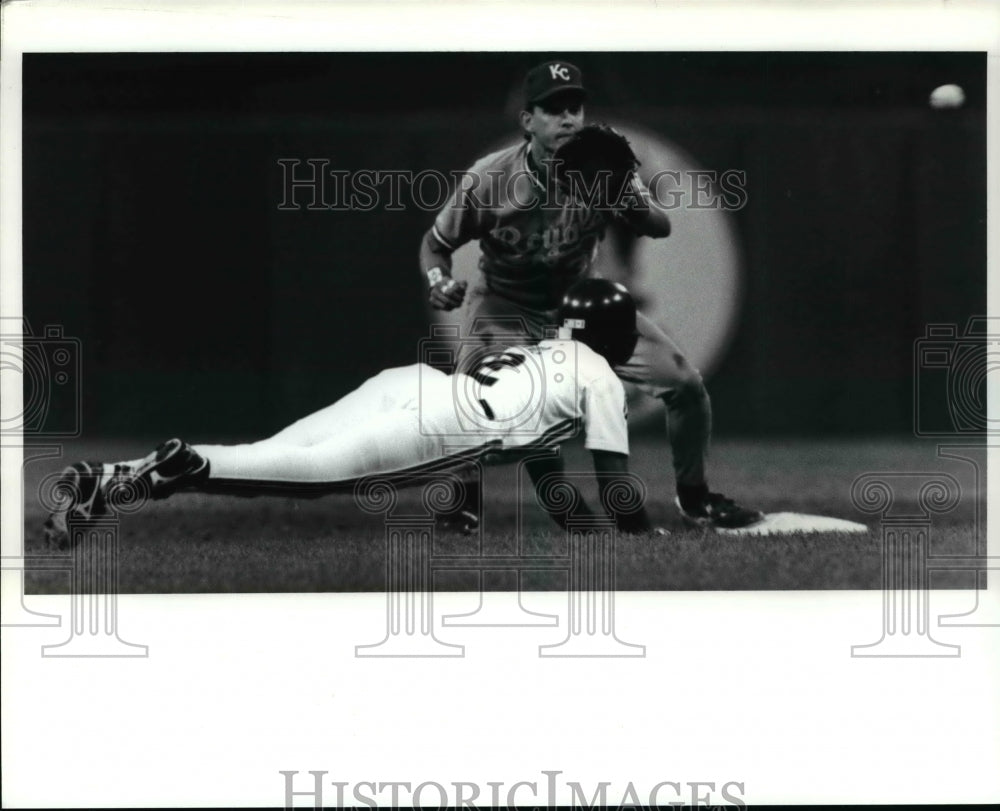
top-left (21, 52), bottom-right (985, 439)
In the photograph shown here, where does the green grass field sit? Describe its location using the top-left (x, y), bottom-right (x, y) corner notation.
top-left (20, 436), bottom-right (984, 593)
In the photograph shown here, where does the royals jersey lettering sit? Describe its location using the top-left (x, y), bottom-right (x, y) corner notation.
top-left (432, 142), bottom-right (611, 310)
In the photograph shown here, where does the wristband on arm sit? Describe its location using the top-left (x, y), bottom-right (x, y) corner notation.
top-left (426, 266), bottom-right (446, 287)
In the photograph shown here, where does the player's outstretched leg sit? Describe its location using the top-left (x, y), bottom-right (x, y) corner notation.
top-left (43, 439), bottom-right (209, 549)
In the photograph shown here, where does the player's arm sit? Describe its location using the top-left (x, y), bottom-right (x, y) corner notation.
top-left (524, 454), bottom-right (591, 530)
top-left (576, 363), bottom-right (652, 532)
top-left (591, 450), bottom-right (653, 534)
top-left (616, 172), bottom-right (671, 238)
top-left (523, 452), bottom-right (650, 533)
top-left (422, 165), bottom-right (484, 310)
top-left (420, 227), bottom-right (467, 310)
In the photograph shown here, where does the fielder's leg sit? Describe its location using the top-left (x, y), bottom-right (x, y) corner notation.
top-left (616, 312), bottom-right (762, 529)
top-left (617, 313), bottom-right (711, 488)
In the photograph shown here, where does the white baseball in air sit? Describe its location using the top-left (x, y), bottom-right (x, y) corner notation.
top-left (929, 84), bottom-right (965, 109)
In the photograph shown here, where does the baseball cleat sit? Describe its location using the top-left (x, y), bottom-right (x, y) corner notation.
top-left (42, 440), bottom-right (207, 549)
top-left (134, 438), bottom-right (209, 499)
top-left (675, 491), bottom-right (765, 530)
top-left (43, 460), bottom-right (111, 549)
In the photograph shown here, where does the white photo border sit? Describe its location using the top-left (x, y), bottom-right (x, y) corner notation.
top-left (2, 1), bottom-right (999, 807)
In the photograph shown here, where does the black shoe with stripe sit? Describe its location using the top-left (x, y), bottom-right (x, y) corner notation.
top-left (676, 491), bottom-right (764, 530)
top-left (42, 440), bottom-right (207, 549)
top-left (135, 438), bottom-right (209, 499)
top-left (43, 460), bottom-right (110, 550)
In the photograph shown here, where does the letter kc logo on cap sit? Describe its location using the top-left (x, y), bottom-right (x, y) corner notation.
top-left (549, 63), bottom-right (571, 81)
top-left (523, 60), bottom-right (586, 106)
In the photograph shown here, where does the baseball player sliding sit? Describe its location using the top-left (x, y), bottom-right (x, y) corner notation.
top-left (44, 279), bottom-right (654, 548)
top-left (422, 59), bottom-right (762, 529)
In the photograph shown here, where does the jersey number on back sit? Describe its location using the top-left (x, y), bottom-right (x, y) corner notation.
top-left (471, 351), bottom-right (529, 387)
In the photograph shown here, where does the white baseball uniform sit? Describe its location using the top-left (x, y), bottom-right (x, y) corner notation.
top-left (193, 339), bottom-right (628, 492)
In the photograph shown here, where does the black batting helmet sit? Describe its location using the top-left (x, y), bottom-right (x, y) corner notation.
top-left (557, 278), bottom-right (639, 366)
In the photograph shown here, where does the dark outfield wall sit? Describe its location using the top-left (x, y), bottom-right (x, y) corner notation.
top-left (21, 53), bottom-right (985, 438)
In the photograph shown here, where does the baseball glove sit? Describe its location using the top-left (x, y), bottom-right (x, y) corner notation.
top-left (553, 124), bottom-right (640, 209)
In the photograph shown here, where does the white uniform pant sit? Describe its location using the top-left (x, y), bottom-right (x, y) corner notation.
top-left (194, 365), bottom-right (493, 491)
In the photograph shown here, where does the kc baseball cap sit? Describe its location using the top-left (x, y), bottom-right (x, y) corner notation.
top-left (523, 60), bottom-right (587, 106)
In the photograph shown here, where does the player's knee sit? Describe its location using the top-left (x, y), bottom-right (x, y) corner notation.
top-left (658, 357), bottom-right (708, 407)
top-left (649, 350), bottom-right (703, 391)
top-left (676, 377), bottom-right (708, 408)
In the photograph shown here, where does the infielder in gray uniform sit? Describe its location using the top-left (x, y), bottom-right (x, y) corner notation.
top-left (421, 59), bottom-right (762, 529)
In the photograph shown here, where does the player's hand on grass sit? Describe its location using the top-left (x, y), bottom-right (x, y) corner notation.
top-left (429, 277), bottom-right (467, 311)
top-left (618, 526), bottom-right (670, 538)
